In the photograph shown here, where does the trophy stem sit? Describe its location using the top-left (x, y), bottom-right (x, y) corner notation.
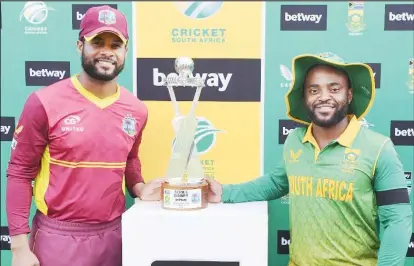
top-left (189, 86), bottom-right (203, 115)
top-left (167, 85), bottom-right (181, 116)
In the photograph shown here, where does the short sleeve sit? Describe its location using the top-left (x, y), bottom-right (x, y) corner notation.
top-left (373, 139), bottom-right (409, 206)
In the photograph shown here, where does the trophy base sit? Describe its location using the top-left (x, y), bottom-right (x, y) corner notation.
top-left (161, 177), bottom-right (208, 211)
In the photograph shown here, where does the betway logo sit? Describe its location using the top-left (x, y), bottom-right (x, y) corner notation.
top-left (283, 126), bottom-right (295, 136)
top-left (285, 12), bottom-right (322, 23)
top-left (25, 61), bottom-right (70, 86)
top-left (391, 121), bottom-right (414, 146)
top-left (76, 11), bottom-right (85, 21)
top-left (394, 127), bottom-right (414, 137)
top-left (29, 68), bottom-right (66, 79)
top-left (153, 68), bottom-right (232, 92)
top-left (1, 125), bottom-right (10, 135)
top-left (389, 12), bottom-right (414, 21)
top-left (281, 237), bottom-right (290, 246)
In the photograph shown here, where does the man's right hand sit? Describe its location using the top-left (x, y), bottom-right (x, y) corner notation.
top-left (203, 177), bottom-right (223, 203)
top-left (12, 247), bottom-right (40, 266)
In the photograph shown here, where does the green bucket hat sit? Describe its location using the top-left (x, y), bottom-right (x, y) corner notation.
top-left (284, 52), bottom-right (376, 125)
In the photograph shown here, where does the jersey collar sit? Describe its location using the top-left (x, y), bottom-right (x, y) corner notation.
top-left (71, 75), bottom-right (121, 109)
top-left (302, 115), bottom-right (361, 148)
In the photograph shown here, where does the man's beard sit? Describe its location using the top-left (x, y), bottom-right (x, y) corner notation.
top-left (81, 50), bottom-right (124, 82)
top-left (306, 100), bottom-right (349, 128)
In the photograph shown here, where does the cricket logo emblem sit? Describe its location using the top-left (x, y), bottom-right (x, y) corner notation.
top-left (98, 10), bottom-right (116, 25)
top-left (122, 114), bottom-right (136, 137)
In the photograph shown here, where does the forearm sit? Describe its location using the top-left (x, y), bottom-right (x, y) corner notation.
top-left (222, 172), bottom-right (288, 203)
top-left (132, 183), bottom-right (144, 199)
top-left (6, 176), bottom-right (33, 237)
top-left (377, 204), bottom-right (413, 266)
top-left (124, 158), bottom-right (144, 198)
top-left (10, 234), bottom-right (30, 251)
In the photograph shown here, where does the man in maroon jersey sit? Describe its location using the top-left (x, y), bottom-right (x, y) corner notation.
top-left (6, 5), bottom-right (162, 266)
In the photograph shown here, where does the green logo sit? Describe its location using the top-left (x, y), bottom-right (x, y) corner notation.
top-left (174, 2), bottom-right (223, 19)
top-left (172, 117), bottom-right (223, 155)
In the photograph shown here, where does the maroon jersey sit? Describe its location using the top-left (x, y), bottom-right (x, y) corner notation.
top-left (6, 76), bottom-right (148, 236)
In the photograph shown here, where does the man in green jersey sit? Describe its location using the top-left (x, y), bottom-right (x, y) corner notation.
top-left (205, 52), bottom-right (413, 266)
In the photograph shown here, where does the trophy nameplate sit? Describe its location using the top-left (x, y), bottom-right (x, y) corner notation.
top-left (161, 177), bottom-right (209, 211)
top-left (160, 57), bottom-right (209, 211)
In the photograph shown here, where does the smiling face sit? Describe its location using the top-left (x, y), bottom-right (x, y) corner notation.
top-left (304, 64), bottom-right (353, 128)
top-left (77, 32), bottom-right (128, 82)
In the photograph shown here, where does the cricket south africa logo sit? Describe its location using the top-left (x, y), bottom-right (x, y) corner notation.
top-left (172, 117), bottom-right (223, 156)
top-left (171, 1), bottom-right (226, 43)
top-left (174, 1), bottom-right (223, 19)
top-left (346, 1), bottom-right (366, 36)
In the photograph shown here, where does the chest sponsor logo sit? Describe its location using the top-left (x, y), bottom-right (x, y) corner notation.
top-left (71, 4), bottom-right (118, 29)
top-left (364, 63), bottom-right (381, 88)
top-left (25, 61), bottom-right (70, 86)
top-left (1, 116), bottom-right (15, 141)
top-left (136, 58), bottom-right (261, 102)
top-left (0, 226), bottom-right (11, 250)
top-left (281, 5), bottom-right (327, 31)
top-left (277, 230), bottom-right (290, 254)
top-left (61, 115), bottom-right (84, 132)
top-left (384, 4), bottom-right (414, 31)
top-left (390, 120), bottom-right (414, 146)
top-left (278, 120), bottom-right (304, 144)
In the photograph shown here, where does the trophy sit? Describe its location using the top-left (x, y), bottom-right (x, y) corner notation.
top-left (160, 57), bottom-right (209, 211)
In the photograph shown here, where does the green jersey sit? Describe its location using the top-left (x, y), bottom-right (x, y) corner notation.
top-left (222, 116), bottom-right (412, 266)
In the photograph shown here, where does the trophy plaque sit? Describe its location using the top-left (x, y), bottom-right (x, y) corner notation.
top-left (160, 57), bottom-right (209, 211)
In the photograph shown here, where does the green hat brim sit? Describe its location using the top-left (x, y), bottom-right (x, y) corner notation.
top-left (285, 54), bottom-right (376, 125)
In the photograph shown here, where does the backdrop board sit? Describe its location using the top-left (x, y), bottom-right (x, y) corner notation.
top-left (1, 1), bottom-right (413, 266)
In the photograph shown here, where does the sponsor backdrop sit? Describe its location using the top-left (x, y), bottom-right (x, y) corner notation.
top-left (0, 1), bottom-right (413, 266)
top-left (265, 1), bottom-right (413, 266)
top-left (0, 2), bottom-right (134, 265)
top-left (134, 1), bottom-right (262, 187)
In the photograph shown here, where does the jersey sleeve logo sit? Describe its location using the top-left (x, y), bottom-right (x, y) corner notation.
top-left (13, 125), bottom-right (23, 138)
top-left (11, 125), bottom-right (23, 150)
top-left (122, 114), bottom-right (137, 137)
